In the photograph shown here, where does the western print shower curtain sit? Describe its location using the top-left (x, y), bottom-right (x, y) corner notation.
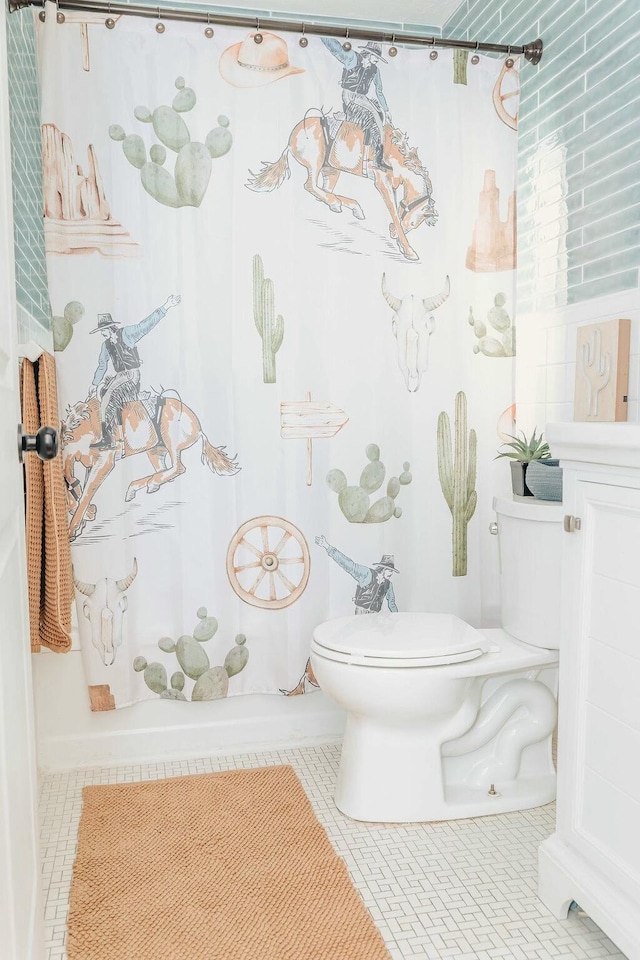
top-left (36, 5), bottom-right (519, 709)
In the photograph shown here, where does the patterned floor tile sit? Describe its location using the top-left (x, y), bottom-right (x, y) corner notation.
top-left (39, 743), bottom-right (628, 960)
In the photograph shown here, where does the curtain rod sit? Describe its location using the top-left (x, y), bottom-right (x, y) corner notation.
top-left (8, 0), bottom-right (544, 65)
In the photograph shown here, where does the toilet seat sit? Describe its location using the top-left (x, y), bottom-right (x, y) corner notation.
top-left (312, 612), bottom-right (491, 667)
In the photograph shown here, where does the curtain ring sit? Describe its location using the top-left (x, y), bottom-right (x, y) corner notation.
top-left (56, 0), bottom-right (65, 24)
top-left (389, 34), bottom-right (398, 57)
top-left (204, 12), bottom-right (214, 38)
top-left (254, 18), bottom-right (263, 43)
top-left (342, 28), bottom-right (352, 52)
top-left (155, 6), bottom-right (165, 33)
top-left (299, 23), bottom-right (308, 47)
top-left (105, 1), bottom-right (115, 30)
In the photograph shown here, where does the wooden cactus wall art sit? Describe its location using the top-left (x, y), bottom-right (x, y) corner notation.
top-left (574, 318), bottom-right (630, 422)
top-left (437, 391), bottom-right (477, 577)
top-left (253, 254), bottom-right (284, 383)
top-left (326, 444), bottom-right (412, 523)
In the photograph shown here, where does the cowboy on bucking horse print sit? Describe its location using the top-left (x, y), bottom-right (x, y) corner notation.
top-left (321, 38), bottom-right (392, 173)
top-left (87, 293), bottom-right (181, 450)
top-left (246, 39), bottom-right (438, 262)
top-left (62, 295), bottom-right (241, 543)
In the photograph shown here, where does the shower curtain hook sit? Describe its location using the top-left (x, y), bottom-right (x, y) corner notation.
top-left (105, 1), bottom-right (115, 30)
top-left (299, 23), bottom-right (308, 48)
top-left (342, 28), bottom-right (352, 52)
top-left (204, 12), bottom-right (214, 38)
top-left (389, 34), bottom-right (398, 57)
top-left (155, 6), bottom-right (165, 33)
top-left (55, 0), bottom-right (65, 25)
top-left (254, 19), bottom-right (263, 43)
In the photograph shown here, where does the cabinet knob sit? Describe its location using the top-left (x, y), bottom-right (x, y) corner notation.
top-left (563, 514), bottom-right (582, 533)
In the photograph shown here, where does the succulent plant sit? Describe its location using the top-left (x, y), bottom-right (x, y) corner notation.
top-left (496, 429), bottom-right (551, 462)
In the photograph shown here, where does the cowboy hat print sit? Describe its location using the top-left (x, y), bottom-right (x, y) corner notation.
top-left (219, 31), bottom-right (305, 88)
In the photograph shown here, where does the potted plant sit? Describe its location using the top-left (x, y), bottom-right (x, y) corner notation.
top-left (496, 428), bottom-right (551, 497)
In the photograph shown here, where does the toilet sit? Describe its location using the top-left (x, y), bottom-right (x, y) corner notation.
top-left (311, 496), bottom-right (563, 823)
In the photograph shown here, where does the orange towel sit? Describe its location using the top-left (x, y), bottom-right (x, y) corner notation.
top-left (19, 353), bottom-right (73, 653)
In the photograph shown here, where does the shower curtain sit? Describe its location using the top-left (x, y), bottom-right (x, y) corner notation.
top-left (36, 5), bottom-right (518, 709)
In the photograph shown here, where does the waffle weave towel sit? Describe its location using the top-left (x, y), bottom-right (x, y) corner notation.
top-left (20, 353), bottom-right (73, 653)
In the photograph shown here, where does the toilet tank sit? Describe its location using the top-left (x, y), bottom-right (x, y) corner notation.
top-left (493, 495), bottom-right (563, 650)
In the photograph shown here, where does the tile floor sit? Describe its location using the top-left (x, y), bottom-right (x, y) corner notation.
top-left (40, 742), bottom-right (628, 960)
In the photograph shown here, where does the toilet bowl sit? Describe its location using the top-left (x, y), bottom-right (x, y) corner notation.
top-left (311, 496), bottom-right (563, 823)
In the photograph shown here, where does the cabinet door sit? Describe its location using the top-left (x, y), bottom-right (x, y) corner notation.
top-left (557, 478), bottom-right (640, 905)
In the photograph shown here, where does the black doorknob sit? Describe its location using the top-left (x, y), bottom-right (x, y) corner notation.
top-left (18, 424), bottom-right (59, 462)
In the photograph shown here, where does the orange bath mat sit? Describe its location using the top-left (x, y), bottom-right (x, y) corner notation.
top-left (68, 764), bottom-right (390, 960)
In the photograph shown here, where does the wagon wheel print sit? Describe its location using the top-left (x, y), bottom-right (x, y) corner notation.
top-left (492, 57), bottom-right (520, 130)
top-left (227, 516), bottom-right (310, 610)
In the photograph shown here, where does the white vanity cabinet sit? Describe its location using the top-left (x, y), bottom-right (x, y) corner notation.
top-left (538, 423), bottom-right (640, 960)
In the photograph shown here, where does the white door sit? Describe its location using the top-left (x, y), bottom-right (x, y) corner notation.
top-left (0, 8), bottom-right (44, 959)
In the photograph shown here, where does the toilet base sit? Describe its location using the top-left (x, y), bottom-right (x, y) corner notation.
top-left (336, 745), bottom-right (556, 824)
top-left (331, 669), bottom-right (557, 823)
top-left (312, 626), bottom-right (559, 824)
top-left (335, 717), bottom-right (447, 823)
top-left (334, 712), bottom-right (556, 823)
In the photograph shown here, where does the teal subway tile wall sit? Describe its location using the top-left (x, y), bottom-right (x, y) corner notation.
top-left (6, 7), bottom-right (50, 341)
top-left (445, 0), bottom-right (640, 313)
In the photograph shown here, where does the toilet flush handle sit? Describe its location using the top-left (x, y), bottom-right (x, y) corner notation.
top-left (489, 521), bottom-right (498, 535)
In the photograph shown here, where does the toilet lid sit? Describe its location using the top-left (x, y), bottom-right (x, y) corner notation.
top-left (312, 613), bottom-right (490, 667)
